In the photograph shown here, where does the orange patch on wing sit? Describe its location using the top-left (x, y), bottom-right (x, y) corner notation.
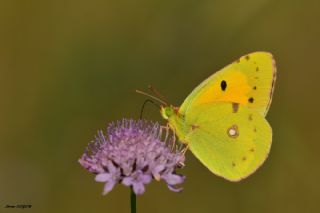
top-left (194, 71), bottom-right (251, 105)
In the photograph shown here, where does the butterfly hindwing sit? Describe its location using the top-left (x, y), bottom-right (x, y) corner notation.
top-left (185, 102), bottom-right (272, 181)
top-left (180, 52), bottom-right (276, 116)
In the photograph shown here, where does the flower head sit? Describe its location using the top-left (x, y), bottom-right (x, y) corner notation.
top-left (79, 119), bottom-right (185, 195)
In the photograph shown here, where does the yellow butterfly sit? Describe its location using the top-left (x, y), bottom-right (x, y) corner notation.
top-left (140, 52), bottom-right (276, 181)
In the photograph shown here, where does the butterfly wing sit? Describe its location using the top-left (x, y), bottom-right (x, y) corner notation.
top-left (184, 102), bottom-right (272, 181)
top-left (179, 52), bottom-right (276, 117)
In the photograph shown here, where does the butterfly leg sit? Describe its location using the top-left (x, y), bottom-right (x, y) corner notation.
top-left (164, 123), bottom-right (170, 143)
top-left (159, 125), bottom-right (164, 138)
top-left (180, 144), bottom-right (189, 155)
top-left (164, 123), bottom-right (177, 152)
top-left (159, 124), bottom-right (170, 143)
top-left (160, 123), bottom-right (178, 151)
top-left (171, 127), bottom-right (176, 152)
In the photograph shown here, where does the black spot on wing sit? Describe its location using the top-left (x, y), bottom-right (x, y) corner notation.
top-left (232, 103), bottom-right (239, 113)
top-left (221, 80), bottom-right (227, 91)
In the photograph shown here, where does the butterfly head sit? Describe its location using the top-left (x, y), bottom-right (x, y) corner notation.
top-left (161, 106), bottom-right (179, 120)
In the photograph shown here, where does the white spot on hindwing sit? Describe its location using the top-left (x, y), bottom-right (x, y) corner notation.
top-left (229, 128), bottom-right (237, 136)
top-left (227, 125), bottom-right (239, 138)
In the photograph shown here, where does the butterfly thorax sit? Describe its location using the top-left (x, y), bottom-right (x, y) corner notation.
top-left (160, 106), bottom-right (189, 144)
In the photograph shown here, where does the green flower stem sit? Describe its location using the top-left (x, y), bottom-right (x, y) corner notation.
top-left (130, 187), bottom-right (136, 213)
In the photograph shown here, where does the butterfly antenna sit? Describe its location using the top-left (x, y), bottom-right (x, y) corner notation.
top-left (148, 85), bottom-right (169, 105)
top-left (135, 89), bottom-right (168, 106)
top-left (139, 99), bottom-right (160, 119)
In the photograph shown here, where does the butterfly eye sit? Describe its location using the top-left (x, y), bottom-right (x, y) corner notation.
top-left (220, 80), bottom-right (227, 91)
top-left (164, 107), bottom-right (174, 118)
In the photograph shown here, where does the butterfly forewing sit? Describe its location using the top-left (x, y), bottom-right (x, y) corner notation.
top-left (179, 52), bottom-right (276, 117)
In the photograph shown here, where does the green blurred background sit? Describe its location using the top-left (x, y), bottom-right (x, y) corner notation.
top-left (1, 0), bottom-right (320, 212)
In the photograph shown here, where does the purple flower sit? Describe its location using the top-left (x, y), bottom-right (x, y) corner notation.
top-left (79, 119), bottom-right (185, 195)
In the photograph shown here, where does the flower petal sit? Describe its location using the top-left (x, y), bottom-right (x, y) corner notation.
top-left (107, 162), bottom-right (117, 173)
top-left (153, 164), bottom-right (165, 174)
top-left (162, 173), bottom-right (185, 185)
top-left (133, 182), bottom-right (145, 195)
top-left (141, 174), bottom-right (152, 184)
top-left (102, 181), bottom-right (116, 195)
top-left (95, 173), bottom-right (111, 182)
top-left (168, 184), bottom-right (183, 192)
top-left (122, 176), bottom-right (133, 186)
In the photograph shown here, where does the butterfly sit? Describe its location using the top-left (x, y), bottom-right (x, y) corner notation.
top-left (138, 52), bottom-right (276, 181)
